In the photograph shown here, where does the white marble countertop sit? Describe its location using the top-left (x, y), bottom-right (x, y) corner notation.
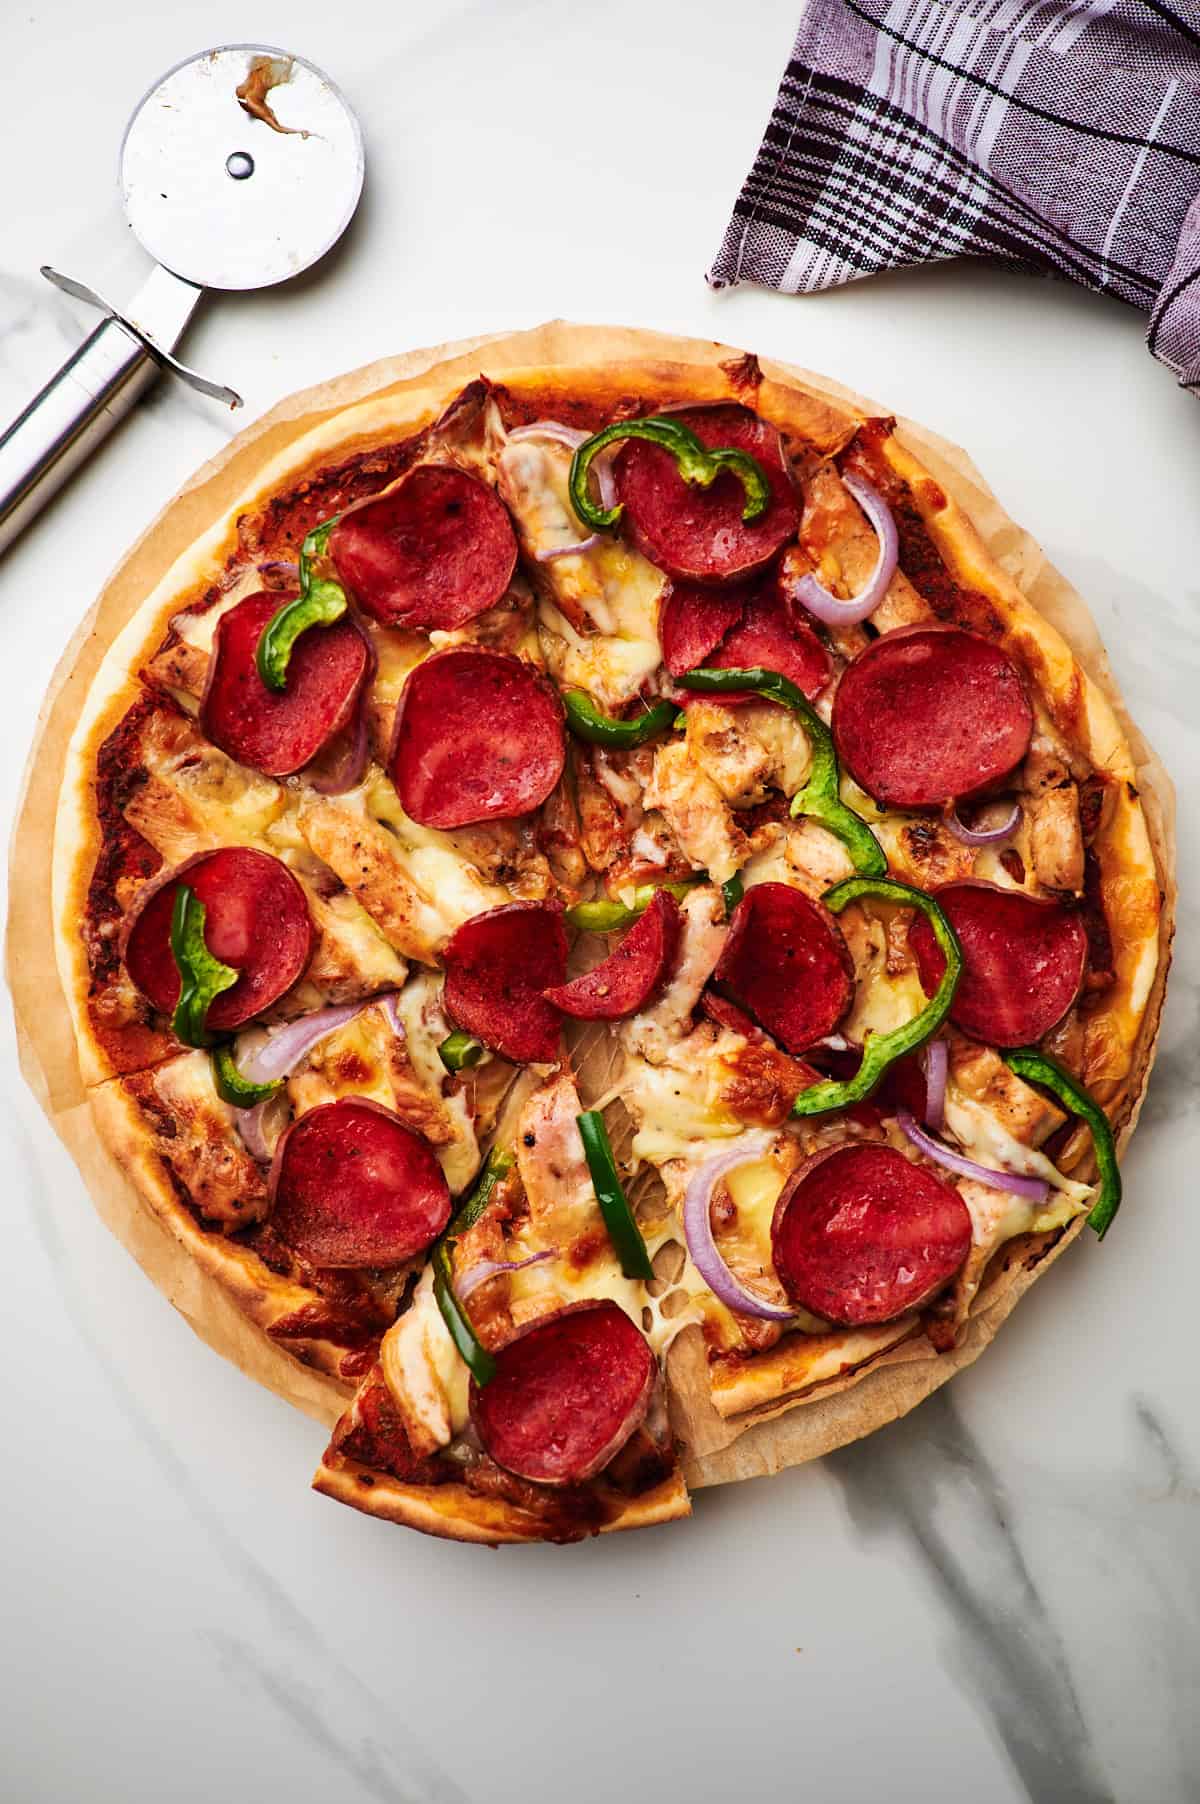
top-left (2, 5), bottom-right (1197, 1801)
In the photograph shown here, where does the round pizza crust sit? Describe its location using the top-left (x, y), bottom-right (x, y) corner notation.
top-left (9, 322), bottom-right (1175, 1488)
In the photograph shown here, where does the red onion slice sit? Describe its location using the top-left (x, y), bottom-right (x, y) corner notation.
top-left (922, 1039), bottom-right (948, 1133)
top-left (536, 535), bottom-right (601, 562)
top-left (896, 1109), bottom-right (1049, 1203)
top-left (944, 800), bottom-right (1022, 846)
top-left (785, 473), bottom-right (898, 627)
top-left (237, 994), bottom-right (398, 1087)
top-left (508, 422), bottom-right (590, 450)
top-left (234, 1098), bottom-right (276, 1164)
top-left (456, 1249), bottom-right (557, 1300)
top-left (593, 445), bottom-right (619, 514)
top-left (257, 559), bottom-right (300, 581)
top-left (682, 1135), bottom-right (797, 1321)
top-left (306, 702), bottom-right (371, 795)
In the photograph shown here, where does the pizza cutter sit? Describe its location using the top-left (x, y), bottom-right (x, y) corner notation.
top-left (0, 45), bottom-right (364, 555)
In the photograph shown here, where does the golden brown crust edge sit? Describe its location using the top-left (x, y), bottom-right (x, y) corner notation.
top-left (87, 1079), bottom-right (357, 1396)
top-left (312, 1456), bottom-right (691, 1545)
top-left (21, 322), bottom-right (1174, 1493)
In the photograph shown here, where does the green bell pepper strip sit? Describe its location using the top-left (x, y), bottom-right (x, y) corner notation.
top-left (211, 1043), bottom-right (282, 1108)
top-left (721, 872), bottom-right (744, 918)
top-left (568, 416), bottom-right (771, 533)
top-left (169, 885), bottom-right (240, 1048)
top-left (677, 667), bottom-right (887, 879)
top-left (1002, 1049), bottom-right (1122, 1238)
top-left (563, 689), bottom-right (677, 749)
top-left (431, 1146), bottom-right (516, 1387)
top-left (566, 878), bottom-right (699, 934)
top-left (438, 1030), bottom-right (485, 1073)
top-left (255, 514), bottom-right (347, 693)
top-left (790, 878), bottom-right (962, 1118)
top-left (576, 1110), bottom-right (654, 1281)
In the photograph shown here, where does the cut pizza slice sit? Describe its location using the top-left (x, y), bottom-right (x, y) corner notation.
top-left (313, 1069), bottom-right (692, 1543)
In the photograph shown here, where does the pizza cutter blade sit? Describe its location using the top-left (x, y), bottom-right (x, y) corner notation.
top-left (0, 45), bottom-right (364, 556)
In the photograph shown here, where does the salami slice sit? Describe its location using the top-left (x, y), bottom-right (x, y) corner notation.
top-left (772, 1143), bottom-right (972, 1325)
top-left (331, 465), bottom-right (518, 630)
top-left (123, 847), bottom-right (312, 1031)
top-left (201, 590), bottom-right (371, 778)
top-left (615, 406), bottom-right (800, 584)
top-left (700, 990), bottom-right (766, 1041)
top-left (390, 647), bottom-right (566, 830)
top-left (269, 1097), bottom-right (451, 1269)
top-left (659, 580), bottom-right (747, 677)
top-left (442, 902), bottom-right (567, 1063)
top-left (544, 890), bottom-right (681, 1020)
top-left (470, 1301), bottom-right (655, 1485)
top-left (713, 882), bottom-right (854, 1054)
top-left (910, 880), bottom-right (1088, 1046)
top-left (831, 624), bottom-right (1033, 807)
top-left (690, 579), bottom-right (831, 705)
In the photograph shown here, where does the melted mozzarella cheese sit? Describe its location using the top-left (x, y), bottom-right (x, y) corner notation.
top-left (380, 1268), bottom-right (470, 1450)
top-left (361, 776), bottom-right (511, 937)
top-left (391, 972), bottom-right (480, 1192)
top-left (943, 1088), bottom-right (1094, 1213)
top-left (843, 961), bottom-right (928, 1042)
top-left (496, 437), bottom-right (664, 708)
top-left (626, 1049), bottom-right (742, 1165)
top-left (172, 568), bottom-right (265, 656)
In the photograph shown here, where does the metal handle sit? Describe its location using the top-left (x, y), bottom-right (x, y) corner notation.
top-left (0, 266), bottom-right (204, 556)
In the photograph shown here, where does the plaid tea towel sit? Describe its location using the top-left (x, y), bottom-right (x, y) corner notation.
top-left (708, 0), bottom-right (1200, 391)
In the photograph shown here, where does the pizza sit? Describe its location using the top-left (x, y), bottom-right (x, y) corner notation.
top-left (49, 328), bottom-right (1171, 1546)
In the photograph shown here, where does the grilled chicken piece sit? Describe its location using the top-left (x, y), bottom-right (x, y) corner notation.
top-left (1024, 737), bottom-right (1085, 895)
top-left (125, 1052), bottom-right (269, 1229)
top-left (793, 459), bottom-right (934, 636)
top-left (948, 1035), bottom-right (1065, 1146)
top-left (644, 740), bottom-right (750, 885)
top-left (623, 887), bottom-right (728, 1064)
top-left (685, 702), bottom-right (773, 807)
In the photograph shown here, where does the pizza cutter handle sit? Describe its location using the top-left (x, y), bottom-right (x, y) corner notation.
top-left (0, 265), bottom-right (204, 557)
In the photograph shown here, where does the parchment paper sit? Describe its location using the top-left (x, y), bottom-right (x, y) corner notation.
top-left (7, 323), bottom-right (1176, 1482)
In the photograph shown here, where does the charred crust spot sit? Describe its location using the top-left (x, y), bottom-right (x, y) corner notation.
top-left (719, 351), bottom-right (762, 395)
top-left (1078, 774), bottom-right (1110, 846)
top-left (1080, 850), bottom-right (1116, 995)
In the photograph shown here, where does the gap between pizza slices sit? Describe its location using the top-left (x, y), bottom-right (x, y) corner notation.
top-left (51, 341), bottom-right (1168, 1546)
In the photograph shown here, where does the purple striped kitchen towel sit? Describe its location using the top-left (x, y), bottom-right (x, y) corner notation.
top-left (708, 1), bottom-right (1200, 391)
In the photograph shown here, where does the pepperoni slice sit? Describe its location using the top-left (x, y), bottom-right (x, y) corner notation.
top-left (615, 406), bottom-right (800, 584)
top-left (470, 1301), bottom-right (655, 1485)
top-left (772, 1143), bottom-right (972, 1325)
top-left (123, 847), bottom-right (312, 1031)
top-left (713, 882), bottom-right (854, 1055)
top-left (269, 1098), bottom-right (451, 1269)
top-left (544, 890), bottom-right (681, 1021)
top-left (390, 648), bottom-right (566, 830)
top-left (200, 590), bottom-right (371, 778)
top-left (659, 580), bottom-right (748, 677)
top-left (831, 624), bottom-right (1033, 808)
top-left (909, 880), bottom-right (1087, 1046)
top-left (701, 990), bottom-right (766, 1041)
top-left (330, 465), bottom-right (518, 631)
top-left (442, 902), bottom-right (567, 1063)
top-left (691, 579), bottom-right (831, 705)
